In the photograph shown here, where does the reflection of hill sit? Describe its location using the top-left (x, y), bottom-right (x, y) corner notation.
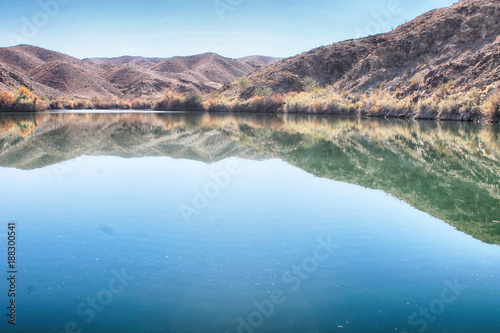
top-left (0, 113), bottom-right (499, 245)
top-left (239, 117), bottom-right (500, 245)
top-left (0, 113), bottom-right (264, 169)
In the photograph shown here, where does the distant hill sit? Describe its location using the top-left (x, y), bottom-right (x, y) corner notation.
top-left (1, 0), bottom-right (499, 119)
top-left (84, 53), bottom-right (280, 96)
top-left (237, 56), bottom-right (283, 70)
top-left (0, 45), bottom-right (280, 99)
top-left (0, 45), bottom-right (119, 99)
top-left (222, 0), bottom-right (500, 99)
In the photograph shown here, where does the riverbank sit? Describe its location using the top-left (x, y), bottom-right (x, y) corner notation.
top-left (1, 86), bottom-right (499, 122)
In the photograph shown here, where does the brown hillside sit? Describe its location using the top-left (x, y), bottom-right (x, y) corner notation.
top-left (84, 53), bottom-right (281, 97)
top-left (149, 53), bottom-right (257, 90)
top-left (103, 64), bottom-right (213, 97)
top-left (0, 46), bottom-right (280, 99)
top-left (0, 44), bottom-right (69, 71)
top-left (238, 56), bottom-right (282, 70)
top-left (222, 0), bottom-right (500, 99)
top-left (0, 45), bottom-right (120, 98)
top-left (84, 56), bottom-right (165, 68)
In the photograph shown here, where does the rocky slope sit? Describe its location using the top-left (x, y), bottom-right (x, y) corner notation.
top-left (0, 45), bottom-right (279, 99)
top-left (2, 0), bottom-right (498, 117)
top-left (84, 53), bottom-right (280, 97)
top-left (222, 0), bottom-right (500, 99)
top-left (0, 45), bottom-right (121, 99)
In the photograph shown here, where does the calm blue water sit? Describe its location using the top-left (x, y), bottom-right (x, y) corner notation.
top-left (0, 113), bottom-right (499, 333)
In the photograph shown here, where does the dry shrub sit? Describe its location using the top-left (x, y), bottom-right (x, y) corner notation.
top-left (17, 86), bottom-right (37, 101)
top-left (74, 99), bottom-right (94, 110)
top-left (205, 97), bottom-right (232, 112)
top-left (0, 90), bottom-right (15, 110)
top-left (154, 92), bottom-right (179, 111)
top-left (131, 98), bottom-right (153, 110)
top-left (48, 97), bottom-right (152, 110)
top-left (117, 100), bottom-right (131, 110)
top-left (49, 100), bottom-right (64, 109)
top-left (482, 93), bottom-right (500, 120)
top-left (13, 87), bottom-right (40, 112)
top-left (154, 92), bottom-right (204, 111)
top-left (237, 94), bottom-right (285, 112)
top-left (64, 100), bottom-right (75, 109)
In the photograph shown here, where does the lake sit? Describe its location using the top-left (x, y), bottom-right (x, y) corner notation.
top-left (0, 112), bottom-right (499, 333)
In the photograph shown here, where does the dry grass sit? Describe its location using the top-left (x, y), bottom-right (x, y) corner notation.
top-left (482, 93), bottom-right (500, 119)
top-left (154, 92), bottom-right (204, 111)
top-left (232, 94), bottom-right (286, 112)
top-left (1, 85), bottom-right (498, 123)
top-left (278, 86), bottom-right (498, 122)
top-left (0, 87), bottom-right (46, 112)
top-left (131, 98), bottom-right (153, 110)
top-left (0, 90), bottom-right (15, 110)
top-left (48, 97), bottom-right (154, 110)
top-left (205, 95), bottom-right (233, 112)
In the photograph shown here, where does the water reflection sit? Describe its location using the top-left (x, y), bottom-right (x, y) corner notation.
top-left (0, 112), bottom-right (499, 245)
top-left (1, 112), bottom-right (500, 333)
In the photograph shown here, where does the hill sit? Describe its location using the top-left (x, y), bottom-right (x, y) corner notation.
top-left (0, 45), bottom-right (279, 99)
top-left (222, 0), bottom-right (500, 100)
top-left (0, 45), bottom-right (121, 99)
top-left (84, 53), bottom-right (281, 97)
top-left (1, 0), bottom-right (499, 121)
top-left (237, 56), bottom-right (283, 70)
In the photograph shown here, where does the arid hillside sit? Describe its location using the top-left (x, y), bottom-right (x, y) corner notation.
top-left (0, 45), bottom-right (121, 99)
top-left (1, 0), bottom-right (499, 121)
top-left (0, 45), bottom-right (279, 99)
top-left (84, 53), bottom-right (280, 98)
top-left (222, 0), bottom-right (500, 100)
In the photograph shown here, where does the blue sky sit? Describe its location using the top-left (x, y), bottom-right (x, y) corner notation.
top-left (0, 0), bottom-right (458, 59)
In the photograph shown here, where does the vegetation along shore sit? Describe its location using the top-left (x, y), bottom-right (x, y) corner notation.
top-left (1, 0), bottom-right (499, 122)
top-left (1, 85), bottom-right (499, 123)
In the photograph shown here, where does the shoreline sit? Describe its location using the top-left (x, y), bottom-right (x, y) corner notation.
top-left (1, 108), bottom-right (499, 124)
top-left (1, 87), bottom-right (499, 123)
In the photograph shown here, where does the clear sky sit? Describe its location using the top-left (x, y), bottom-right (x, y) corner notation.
top-left (0, 0), bottom-right (458, 59)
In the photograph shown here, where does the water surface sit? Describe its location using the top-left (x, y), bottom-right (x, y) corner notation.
top-left (0, 112), bottom-right (499, 333)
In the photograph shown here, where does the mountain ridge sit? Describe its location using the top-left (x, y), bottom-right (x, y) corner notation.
top-left (1, 0), bottom-right (499, 121)
top-left (222, 0), bottom-right (500, 99)
top-left (0, 45), bottom-right (280, 99)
